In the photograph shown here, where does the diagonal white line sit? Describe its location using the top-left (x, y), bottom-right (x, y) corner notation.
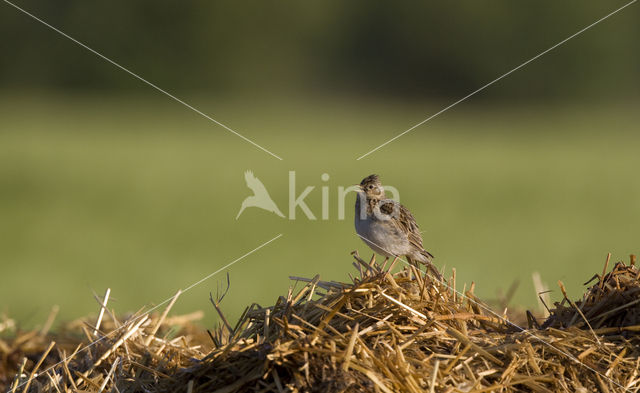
top-left (355, 233), bottom-right (630, 391)
top-left (356, 0), bottom-right (637, 160)
top-left (3, 0), bottom-right (283, 161)
top-left (181, 233), bottom-right (282, 293)
top-left (15, 233), bottom-right (283, 390)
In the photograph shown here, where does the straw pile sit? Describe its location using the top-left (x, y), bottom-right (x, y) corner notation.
top-left (543, 255), bottom-right (640, 331)
top-left (3, 254), bottom-right (640, 392)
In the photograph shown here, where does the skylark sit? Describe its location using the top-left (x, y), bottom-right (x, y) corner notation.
top-left (355, 174), bottom-right (442, 279)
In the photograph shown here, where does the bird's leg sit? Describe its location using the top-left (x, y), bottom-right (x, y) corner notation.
top-left (380, 256), bottom-right (390, 271)
top-left (386, 256), bottom-right (399, 273)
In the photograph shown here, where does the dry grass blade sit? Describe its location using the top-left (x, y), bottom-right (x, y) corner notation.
top-left (145, 289), bottom-right (181, 345)
top-left (10, 358), bottom-right (27, 393)
top-left (3, 253), bottom-right (640, 392)
top-left (21, 341), bottom-right (55, 393)
top-left (93, 288), bottom-right (110, 337)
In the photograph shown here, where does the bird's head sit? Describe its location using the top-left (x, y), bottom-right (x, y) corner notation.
top-left (358, 174), bottom-right (385, 200)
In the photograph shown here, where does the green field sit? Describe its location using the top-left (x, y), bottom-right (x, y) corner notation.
top-left (1, 92), bottom-right (639, 329)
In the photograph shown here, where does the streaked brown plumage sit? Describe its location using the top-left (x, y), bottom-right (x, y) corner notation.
top-left (355, 174), bottom-right (441, 279)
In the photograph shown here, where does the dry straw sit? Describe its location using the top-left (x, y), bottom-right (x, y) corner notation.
top-left (2, 254), bottom-right (640, 392)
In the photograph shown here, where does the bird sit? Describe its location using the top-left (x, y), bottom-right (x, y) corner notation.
top-left (354, 174), bottom-right (441, 279)
top-left (236, 171), bottom-right (285, 219)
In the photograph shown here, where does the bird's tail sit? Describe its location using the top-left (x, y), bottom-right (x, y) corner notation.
top-left (421, 249), bottom-right (434, 262)
top-left (408, 252), bottom-right (442, 281)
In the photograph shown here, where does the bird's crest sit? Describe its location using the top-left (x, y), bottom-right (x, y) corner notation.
top-left (360, 174), bottom-right (381, 188)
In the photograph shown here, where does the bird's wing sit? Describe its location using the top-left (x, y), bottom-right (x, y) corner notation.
top-left (380, 200), bottom-right (425, 250)
top-left (244, 170), bottom-right (270, 196)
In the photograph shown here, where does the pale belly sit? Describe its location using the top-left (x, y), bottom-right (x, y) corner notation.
top-left (355, 204), bottom-right (410, 257)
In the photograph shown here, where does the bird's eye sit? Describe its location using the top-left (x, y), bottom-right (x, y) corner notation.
top-left (368, 185), bottom-right (374, 190)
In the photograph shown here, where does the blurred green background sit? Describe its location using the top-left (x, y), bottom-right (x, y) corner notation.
top-left (1, 1), bottom-right (639, 329)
